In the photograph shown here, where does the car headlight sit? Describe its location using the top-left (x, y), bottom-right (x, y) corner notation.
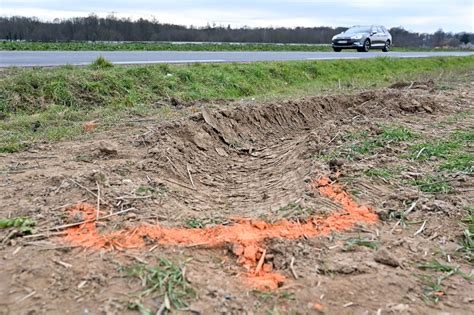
top-left (332, 36), bottom-right (337, 41)
top-left (351, 34), bottom-right (363, 40)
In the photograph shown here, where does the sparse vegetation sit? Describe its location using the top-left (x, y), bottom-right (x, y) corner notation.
top-left (414, 273), bottom-right (448, 303)
top-left (416, 259), bottom-right (470, 303)
top-left (275, 202), bottom-right (313, 218)
top-left (412, 175), bottom-right (452, 193)
top-left (459, 207), bottom-right (474, 262)
top-left (364, 167), bottom-right (395, 180)
top-left (123, 259), bottom-right (196, 312)
top-left (408, 129), bottom-right (473, 174)
top-left (343, 238), bottom-right (380, 251)
top-left (318, 124), bottom-right (418, 161)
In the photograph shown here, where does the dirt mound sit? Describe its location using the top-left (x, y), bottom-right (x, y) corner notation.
top-left (133, 89), bottom-right (438, 217)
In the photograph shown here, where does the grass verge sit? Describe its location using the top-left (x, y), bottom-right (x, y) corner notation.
top-left (1, 56), bottom-right (473, 153)
top-left (2, 41), bottom-right (473, 52)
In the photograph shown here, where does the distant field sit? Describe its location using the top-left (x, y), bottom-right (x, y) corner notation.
top-left (1, 55), bottom-right (473, 153)
top-left (1, 41), bottom-right (472, 52)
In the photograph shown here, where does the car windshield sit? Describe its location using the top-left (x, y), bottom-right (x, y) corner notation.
top-left (344, 26), bottom-right (371, 34)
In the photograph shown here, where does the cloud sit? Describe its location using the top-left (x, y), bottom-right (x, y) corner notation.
top-left (1, 0), bottom-right (472, 32)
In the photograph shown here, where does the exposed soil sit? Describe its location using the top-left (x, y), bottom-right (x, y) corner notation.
top-left (1, 77), bottom-right (473, 315)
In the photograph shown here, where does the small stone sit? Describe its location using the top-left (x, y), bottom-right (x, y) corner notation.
top-left (374, 248), bottom-right (400, 267)
top-left (388, 303), bottom-right (409, 312)
top-left (232, 243), bottom-right (244, 256)
top-left (97, 141), bottom-right (118, 156)
top-left (251, 220), bottom-right (267, 230)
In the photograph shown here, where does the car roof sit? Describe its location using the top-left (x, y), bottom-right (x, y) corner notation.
top-left (350, 25), bottom-right (384, 27)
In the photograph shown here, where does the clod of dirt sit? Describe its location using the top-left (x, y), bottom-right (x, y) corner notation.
top-left (389, 80), bottom-right (434, 90)
top-left (170, 96), bottom-right (180, 107)
top-left (31, 120), bottom-right (41, 132)
top-left (97, 141), bottom-right (118, 157)
top-left (83, 121), bottom-right (98, 131)
top-left (399, 98), bottom-right (437, 113)
top-left (374, 248), bottom-right (400, 267)
top-left (328, 159), bottom-right (344, 172)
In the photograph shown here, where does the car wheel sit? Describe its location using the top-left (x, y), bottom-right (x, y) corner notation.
top-left (360, 39), bottom-right (370, 52)
top-left (333, 48), bottom-right (342, 52)
top-left (382, 40), bottom-right (391, 52)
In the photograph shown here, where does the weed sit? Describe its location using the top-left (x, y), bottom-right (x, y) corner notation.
top-left (0, 217), bottom-right (36, 234)
top-left (185, 218), bottom-right (206, 229)
top-left (414, 273), bottom-right (447, 303)
top-left (343, 238), bottom-right (380, 251)
top-left (459, 207), bottom-right (474, 262)
top-left (412, 175), bottom-right (451, 193)
top-left (411, 141), bottom-right (460, 160)
top-left (136, 184), bottom-right (169, 195)
top-left (440, 153), bottom-right (473, 173)
top-left (364, 167), bottom-right (394, 180)
top-left (380, 126), bottom-right (416, 142)
top-left (184, 216), bottom-right (229, 228)
top-left (275, 202), bottom-right (313, 218)
top-left (418, 260), bottom-right (457, 273)
top-left (90, 56), bottom-right (113, 69)
top-left (123, 258), bottom-right (196, 310)
top-left (127, 301), bottom-right (152, 315)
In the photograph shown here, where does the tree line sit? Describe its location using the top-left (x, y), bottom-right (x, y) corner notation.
top-left (1, 15), bottom-right (471, 47)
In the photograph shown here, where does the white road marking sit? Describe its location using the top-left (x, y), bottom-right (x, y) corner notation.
top-left (305, 57), bottom-right (362, 60)
top-left (112, 59), bottom-right (226, 64)
top-left (397, 55), bottom-right (431, 58)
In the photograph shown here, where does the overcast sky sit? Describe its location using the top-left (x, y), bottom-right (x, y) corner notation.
top-left (1, 0), bottom-right (473, 33)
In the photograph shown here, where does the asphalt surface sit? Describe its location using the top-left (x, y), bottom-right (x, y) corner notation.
top-left (1, 51), bottom-right (473, 67)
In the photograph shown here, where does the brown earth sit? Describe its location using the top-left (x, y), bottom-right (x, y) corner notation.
top-left (0, 77), bottom-right (473, 315)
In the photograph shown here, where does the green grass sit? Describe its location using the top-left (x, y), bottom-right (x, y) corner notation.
top-left (123, 258), bottom-right (196, 311)
top-left (414, 273), bottom-right (448, 303)
top-left (380, 126), bottom-right (417, 142)
top-left (409, 128), bottom-right (473, 173)
top-left (0, 217), bottom-right (36, 232)
top-left (90, 56), bottom-right (114, 69)
top-left (1, 56), bottom-right (473, 154)
top-left (412, 175), bottom-right (452, 193)
top-left (459, 207), bottom-right (474, 262)
top-left (418, 260), bottom-right (459, 273)
top-left (0, 217), bottom-right (36, 240)
top-left (184, 216), bottom-right (229, 228)
top-left (318, 124), bottom-right (418, 161)
top-left (343, 238), bottom-right (380, 251)
top-left (411, 141), bottom-right (461, 160)
top-left (3, 41), bottom-right (472, 52)
top-left (364, 167), bottom-right (395, 180)
top-left (440, 153), bottom-right (474, 173)
top-left (415, 259), bottom-right (470, 303)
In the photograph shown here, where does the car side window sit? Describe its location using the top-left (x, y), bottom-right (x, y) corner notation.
top-left (377, 27), bottom-right (384, 33)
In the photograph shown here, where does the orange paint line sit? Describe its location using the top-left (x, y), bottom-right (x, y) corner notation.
top-left (60, 176), bottom-right (378, 289)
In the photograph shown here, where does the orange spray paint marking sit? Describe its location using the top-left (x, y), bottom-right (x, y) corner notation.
top-left (62, 176), bottom-right (377, 289)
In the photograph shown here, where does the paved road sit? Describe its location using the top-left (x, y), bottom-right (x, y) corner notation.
top-left (1, 51), bottom-right (473, 67)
